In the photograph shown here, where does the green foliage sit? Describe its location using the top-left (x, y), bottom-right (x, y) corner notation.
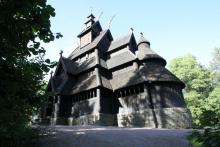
top-left (188, 127), bottom-right (220, 147)
top-left (169, 55), bottom-right (212, 94)
top-left (210, 48), bottom-right (220, 86)
top-left (202, 86), bottom-right (220, 126)
top-left (0, 0), bottom-right (59, 146)
top-left (169, 49), bottom-right (220, 147)
top-left (169, 54), bottom-right (213, 127)
top-left (0, 126), bottom-right (39, 147)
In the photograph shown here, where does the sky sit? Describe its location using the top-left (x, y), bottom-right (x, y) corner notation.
top-left (44, 0), bottom-right (220, 70)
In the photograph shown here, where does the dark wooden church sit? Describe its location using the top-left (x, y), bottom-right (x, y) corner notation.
top-left (45, 14), bottom-right (192, 128)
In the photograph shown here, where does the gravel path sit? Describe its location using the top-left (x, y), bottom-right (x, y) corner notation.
top-left (36, 125), bottom-right (192, 147)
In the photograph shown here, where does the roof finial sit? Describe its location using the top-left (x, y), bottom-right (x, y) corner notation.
top-left (130, 27), bottom-right (134, 32)
top-left (50, 70), bottom-right (54, 77)
top-left (59, 50), bottom-right (63, 57)
top-left (140, 32), bottom-right (143, 37)
top-left (107, 14), bottom-right (116, 29)
top-left (97, 11), bottom-right (103, 20)
top-left (90, 6), bottom-right (93, 14)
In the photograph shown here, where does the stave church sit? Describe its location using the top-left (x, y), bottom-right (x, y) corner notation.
top-left (44, 14), bottom-right (192, 128)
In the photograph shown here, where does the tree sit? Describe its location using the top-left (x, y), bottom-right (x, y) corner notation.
top-left (205, 48), bottom-right (220, 126)
top-left (202, 86), bottom-right (220, 126)
top-left (169, 55), bottom-right (212, 93)
top-left (188, 86), bottom-right (220, 147)
top-left (169, 54), bottom-right (213, 127)
top-left (187, 49), bottom-right (220, 147)
top-left (210, 48), bottom-right (220, 86)
top-left (0, 0), bottom-right (60, 146)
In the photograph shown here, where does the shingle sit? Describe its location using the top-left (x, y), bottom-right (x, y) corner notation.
top-left (110, 63), bottom-right (185, 90)
top-left (61, 57), bottom-right (77, 75)
top-left (106, 50), bottom-right (136, 69)
top-left (76, 57), bottom-right (96, 73)
top-left (68, 46), bottom-right (80, 59)
top-left (137, 35), bottom-right (150, 47)
top-left (63, 56), bottom-right (100, 75)
top-left (110, 70), bottom-right (143, 90)
top-left (108, 32), bottom-right (132, 52)
top-left (137, 45), bottom-right (166, 64)
top-left (57, 57), bottom-right (97, 75)
top-left (137, 36), bottom-right (166, 66)
top-left (51, 74), bottom-right (98, 95)
top-left (50, 72), bottom-right (114, 95)
top-left (50, 75), bottom-right (67, 94)
top-left (67, 75), bottom-right (97, 95)
top-left (139, 63), bottom-right (184, 87)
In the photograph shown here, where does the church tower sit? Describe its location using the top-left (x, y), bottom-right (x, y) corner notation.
top-left (77, 14), bottom-right (102, 47)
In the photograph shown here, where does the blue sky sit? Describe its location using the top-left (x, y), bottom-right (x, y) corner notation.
top-left (44, 0), bottom-right (220, 68)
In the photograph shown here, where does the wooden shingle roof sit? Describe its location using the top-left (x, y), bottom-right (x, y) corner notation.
top-left (106, 50), bottom-right (136, 69)
top-left (68, 75), bottom-right (98, 95)
top-left (60, 57), bottom-right (77, 75)
top-left (110, 63), bottom-right (185, 90)
top-left (107, 32), bottom-right (133, 53)
top-left (137, 36), bottom-right (166, 66)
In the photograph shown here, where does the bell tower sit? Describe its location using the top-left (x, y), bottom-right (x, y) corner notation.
top-left (77, 13), bottom-right (102, 48)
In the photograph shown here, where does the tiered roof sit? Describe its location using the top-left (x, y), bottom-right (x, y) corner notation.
top-left (48, 14), bottom-right (185, 95)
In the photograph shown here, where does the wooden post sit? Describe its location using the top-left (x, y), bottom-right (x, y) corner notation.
top-left (54, 96), bottom-right (60, 118)
top-left (96, 88), bottom-right (101, 113)
top-left (90, 91), bottom-right (92, 98)
top-left (52, 96), bottom-right (55, 118)
top-left (144, 83), bottom-right (158, 128)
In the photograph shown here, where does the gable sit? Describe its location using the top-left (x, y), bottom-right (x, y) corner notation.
top-left (54, 61), bottom-right (65, 76)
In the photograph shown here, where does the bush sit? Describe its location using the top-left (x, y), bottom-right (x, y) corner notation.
top-left (188, 126), bottom-right (220, 147)
top-left (0, 126), bottom-right (38, 147)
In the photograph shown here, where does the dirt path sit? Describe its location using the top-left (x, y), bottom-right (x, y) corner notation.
top-left (36, 125), bottom-right (192, 147)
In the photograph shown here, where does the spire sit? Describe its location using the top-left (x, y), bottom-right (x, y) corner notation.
top-left (107, 15), bottom-right (116, 29)
top-left (84, 13), bottom-right (95, 28)
top-left (138, 32), bottom-right (150, 47)
top-left (87, 13), bottom-right (95, 19)
top-left (137, 33), bottom-right (166, 66)
top-left (140, 32), bottom-right (143, 36)
top-left (77, 13), bottom-right (102, 47)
